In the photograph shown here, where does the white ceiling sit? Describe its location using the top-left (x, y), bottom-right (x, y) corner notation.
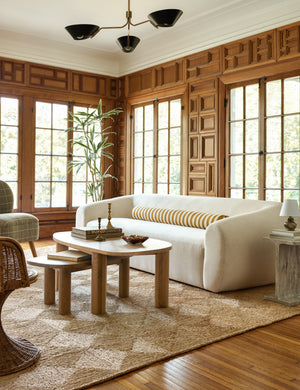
top-left (0, 0), bottom-right (299, 77)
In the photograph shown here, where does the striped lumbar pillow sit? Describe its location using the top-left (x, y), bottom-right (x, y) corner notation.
top-left (132, 206), bottom-right (227, 229)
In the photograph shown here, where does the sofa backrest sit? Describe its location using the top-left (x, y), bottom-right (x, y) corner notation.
top-left (130, 193), bottom-right (281, 217)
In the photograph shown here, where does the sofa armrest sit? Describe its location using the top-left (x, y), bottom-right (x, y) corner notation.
top-left (75, 195), bottom-right (134, 227)
top-left (203, 204), bottom-right (282, 292)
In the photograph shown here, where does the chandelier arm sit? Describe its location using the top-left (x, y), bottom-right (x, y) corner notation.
top-left (98, 21), bottom-right (129, 31)
top-left (129, 19), bottom-right (158, 29)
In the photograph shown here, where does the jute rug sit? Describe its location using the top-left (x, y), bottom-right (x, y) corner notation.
top-left (1, 246), bottom-right (300, 390)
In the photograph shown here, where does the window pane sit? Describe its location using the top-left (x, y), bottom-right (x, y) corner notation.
top-left (284, 190), bottom-right (300, 201)
top-left (230, 122), bottom-right (243, 154)
top-left (266, 190), bottom-right (281, 202)
top-left (52, 182), bottom-right (66, 207)
top-left (134, 132), bottom-right (143, 157)
top-left (134, 158), bottom-right (143, 182)
top-left (157, 184), bottom-right (168, 194)
top-left (1, 97), bottom-right (18, 125)
top-left (266, 80), bottom-right (281, 116)
top-left (72, 182), bottom-right (86, 207)
top-left (36, 102), bottom-right (51, 128)
top-left (144, 131), bottom-right (153, 156)
top-left (266, 154), bottom-right (281, 188)
top-left (144, 183), bottom-right (153, 194)
top-left (230, 87), bottom-right (243, 120)
top-left (170, 184), bottom-right (180, 195)
top-left (170, 99), bottom-right (181, 127)
top-left (284, 76), bottom-right (300, 114)
top-left (134, 107), bottom-right (143, 132)
top-left (158, 130), bottom-right (168, 155)
top-left (1, 126), bottom-right (18, 153)
top-left (245, 84), bottom-right (259, 119)
top-left (52, 130), bottom-right (68, 155)
top-left (266, 117), bottom-right (281, 152)
top-left (144, 105), bottom-right (153, 130)
top-left (230, 189), bottom-right (243, 199)
top-left (284, 153), bottom-right (300, 188)
top-left (158, 102), bottom-right (168, 129)
top-left (73, 165), bottom-right (87, 181)
top-left (170, 156), bottom-right (180, 183)
top-left (245, 120), bottom-right (258, 153)
top-left (0, 154), bottom-right (18, 180)
top-left (53, 104), bottom-right (67, 129)
top-left (144, 158), bottom-right (153, 183)
top-left (134, 183), bottom-right (142, 194)
top-left (158, 157), bottom-right (168, 182)
top-left (230, 156), bottom-right (243, 187)
top-left (36, 129), bottom-right (51, 154)
top-left (52, 156), bottom-right (67, 181)
top-left (245, 155), bottom-right (258, 187)
top-left (245, 189), bottom-right (258, 199)
top-left (170, 128), bottom-right (181, 155)
top-left (284, 115), bottom-right (300, 151)
top-left (35, 182), bottom-right (50, 208)
top-left (35, 155), bottom-right (50, 180)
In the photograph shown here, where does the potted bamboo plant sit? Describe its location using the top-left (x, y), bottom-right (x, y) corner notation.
top-left (67, 100), bottom-right (122, 202)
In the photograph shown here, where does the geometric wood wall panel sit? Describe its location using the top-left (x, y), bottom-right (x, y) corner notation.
top-left (0, 60), bottom-right (25, 84)
top-left (190, 136), bottom-right (199, 160)
top-left (189, 96), bottom-right (198, 115)
top-left (72, 73), bottom-right (107, 95)
top-left (207, 162), bottom-right (216, 195)
top-left (189, 116), bottom-right (198, 133)
top-left (189, 177), bottom-right (206, 194)
top-left (223, 31), bottom-right (275, 73)
top-left (189, 162), bottom-right (206, 174)
top-left (29, 65), bottom-right (68, 90)
top-left (277, 22), bottom-right (300, 60)
top-left (200, 114), bottom-right (216, 132)
top-left (200, 133), bottom-right (216, 159)
top-left (127, 69), bottom-right (152, 95)
top-left (200, 94), bottom-right (215, 112)
top-left (190, 78), bottom-right (217, 95)
top-left (186, 48), bottom-right (220, 80)
top-left (154, 60), bottom-right (184, 88)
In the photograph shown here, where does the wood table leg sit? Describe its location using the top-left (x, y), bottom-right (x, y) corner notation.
top-left (155, 250), bottom-right (169, 308)
top-left (44, 268), bottom-right (55, 305)
top-left (91, 253), bottom-right (107, 315)
top-left (58, 269), bottom-right (71, 315)
top-left (55, 243), bottom-right (68, 291)
top-left (119, 257), bottom-right (129, 298)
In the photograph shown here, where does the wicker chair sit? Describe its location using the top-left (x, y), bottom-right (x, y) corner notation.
top-left (0, 181), bottom-right (39, 257)
top-left (0, 237), bottom-right (40, 376)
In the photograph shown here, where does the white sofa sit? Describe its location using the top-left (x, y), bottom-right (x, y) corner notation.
top-left (76, 194), bottom-right (283, 292)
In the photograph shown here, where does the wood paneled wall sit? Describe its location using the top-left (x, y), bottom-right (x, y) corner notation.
top-left (119, 20), bottom-right (300, 197)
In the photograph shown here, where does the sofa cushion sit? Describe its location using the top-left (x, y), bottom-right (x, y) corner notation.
top-left (132, 206), bottom-right (227, 229)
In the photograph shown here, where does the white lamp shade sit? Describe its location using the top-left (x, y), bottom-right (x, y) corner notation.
top-left (280, 199), bottom-right (300, 217)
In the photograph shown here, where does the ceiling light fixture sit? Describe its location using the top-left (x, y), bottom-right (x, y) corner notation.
top-left (65, 0), bottom-right (183, 53)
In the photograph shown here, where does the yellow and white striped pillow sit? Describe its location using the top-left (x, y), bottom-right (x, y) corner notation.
top-left (132, 206), bottom-right (227, 229)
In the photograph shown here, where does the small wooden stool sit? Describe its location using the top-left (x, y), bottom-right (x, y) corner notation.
top-left (27, 255), bottom-right (129, 314)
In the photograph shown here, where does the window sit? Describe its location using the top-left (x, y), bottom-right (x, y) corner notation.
top-left (132, 98), bottom-right (182, 195)
top-left (35, 101), bottom-right (68, 208)
top-left (227, 75), bottom-right (300, 203)
top-left (0, 96), bottom-right (19, 208)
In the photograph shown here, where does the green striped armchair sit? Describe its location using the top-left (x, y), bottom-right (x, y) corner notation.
top-left (0, 181), bottom-right (39, 257)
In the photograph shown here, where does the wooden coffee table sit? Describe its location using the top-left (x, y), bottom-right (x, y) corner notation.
top-left (53, 232), bottom-right (172, 315)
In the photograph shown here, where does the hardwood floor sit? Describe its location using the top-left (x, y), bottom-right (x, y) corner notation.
top-left (25, 240), bottom-right (300, 390)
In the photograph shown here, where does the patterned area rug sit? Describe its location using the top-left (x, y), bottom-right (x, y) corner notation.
top-left (1, 246), bottom-right (300, 390)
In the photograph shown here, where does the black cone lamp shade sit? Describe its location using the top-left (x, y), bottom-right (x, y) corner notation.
top-left (65, 24), bottom-right (100, 40)
top-left (148, 9), bottom-right (183, 27)
top-left (117, 35), bottom-right (140, 53)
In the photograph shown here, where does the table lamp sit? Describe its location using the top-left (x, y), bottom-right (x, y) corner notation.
top-left (280, 199), bottom-right (300, 231)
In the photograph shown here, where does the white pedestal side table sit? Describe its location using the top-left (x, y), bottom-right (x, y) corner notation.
top-left (265, 236), bottom-right (300, 306)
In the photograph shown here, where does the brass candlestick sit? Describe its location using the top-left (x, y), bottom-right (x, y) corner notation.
top-left (95, 217), bottom-right (105, 241)
top-left (106, 203), bottom-right (115, 230)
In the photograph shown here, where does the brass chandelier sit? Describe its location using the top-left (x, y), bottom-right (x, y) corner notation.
top-left (65, 0), bottom-right (183, 53)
